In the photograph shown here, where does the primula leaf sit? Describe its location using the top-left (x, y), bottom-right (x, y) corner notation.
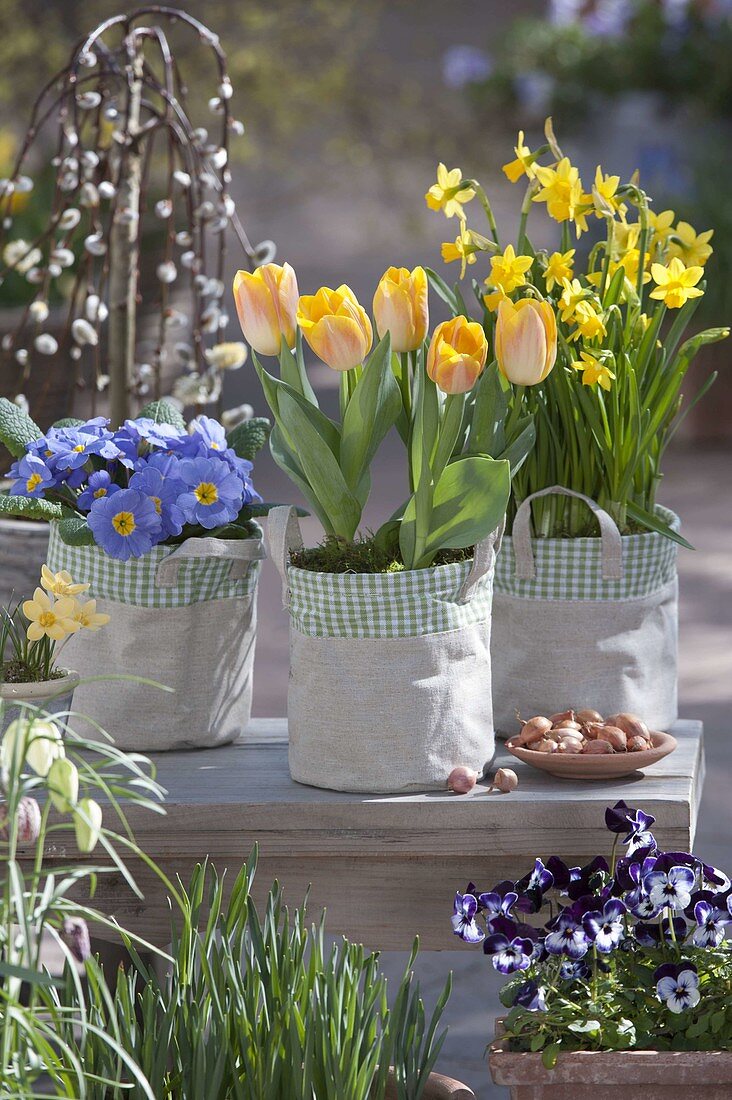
top-left (56, 515), bottom-right (96, 546)
top-left (138, 399), bottom-right (186, 432)
top-left (0, 494), bottom-right (62, 521)
top-left (52, 417), bottom-right (85, 429)
top-left (340, 334), bottom-right (400, 495)
top-left (0, 397), bottom-right (42, 458)
top-left (226, 416), bottom-right (271, 461)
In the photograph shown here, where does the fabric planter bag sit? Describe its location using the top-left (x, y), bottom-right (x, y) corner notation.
top-left (47, 522), bottom-right (264, 751)
top-left (491, 486), bottom-right (679, 739)
top-left (266, 506), bottom-right (502, 794)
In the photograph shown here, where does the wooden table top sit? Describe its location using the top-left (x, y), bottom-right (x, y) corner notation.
top-left (35, 719), bottom-right (705, 950)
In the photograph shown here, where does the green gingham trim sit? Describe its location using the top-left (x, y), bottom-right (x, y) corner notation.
top-left (47, 523), bottom-right (260, 609)
top-left (495, 506), bottom-right (678, 601)
top-left (287, 560), bottom-right (493, 639)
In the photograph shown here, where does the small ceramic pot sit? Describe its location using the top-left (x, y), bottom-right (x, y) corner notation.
top-left (0, 669), bottom-right (80, 734)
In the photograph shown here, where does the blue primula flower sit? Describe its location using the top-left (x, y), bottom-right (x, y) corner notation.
top-left (45, 423), bottom-right (121, 470)
top-left (691, 900), bottom-right (730, 948)
top-left (583, 899), bottom-right (627, 953)
top-left (643, 863), bottom-right (696, 912)
top-left (87, 488), bottom-right (163, 560)
top-left (77, 470), bottom-right (121, 512)
top-left (8, 453), bottom-right (55, 497)
top-left (188, 414), bottom-right (229, 454)
top-left (130, 454), bottom-right (187, 539)
top-left (451, 892), bottom-right (484, 944)
top-left (544, 910), bottom-right (589, 959)
top-left (655, 963), bottom-right (700, 1014)
top-left (176, 455), bottom-right (244, 529)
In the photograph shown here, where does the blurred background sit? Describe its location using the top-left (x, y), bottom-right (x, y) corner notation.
top-left (0, 1), bottom-right (730, 1095)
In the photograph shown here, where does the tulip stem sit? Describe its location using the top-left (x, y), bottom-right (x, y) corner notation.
top-left (399, 351), bottom-right (412, 424)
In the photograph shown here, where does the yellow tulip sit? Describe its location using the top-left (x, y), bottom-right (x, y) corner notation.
top-left (495, 298), bottom-right (557, 386)
top-left (426, 316), bottom-right (488, 395)
top-left (233, 262), bottom-right (299, 356)
top-left (372, 266), bottom-right (428, 353)
top-left (297, 284), bottom-right (373, 372)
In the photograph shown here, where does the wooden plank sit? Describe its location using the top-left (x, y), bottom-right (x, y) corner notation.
top-left (26, 720), bottom-right (704, 951)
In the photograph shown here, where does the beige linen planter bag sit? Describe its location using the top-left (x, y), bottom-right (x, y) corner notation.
top-left (491, 486), bottom-right (679, 738)
top-left (47, 522), bottom-right (264, 750)
top-left (266, 506), bottom-right (502, 794)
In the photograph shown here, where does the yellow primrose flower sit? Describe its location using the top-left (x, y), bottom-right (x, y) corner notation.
top-left (591, 166), bottom-right (626, 219)
top-left (22, 589), bottom-right (80, 643)
top-left (70, 598), bottom-right (110, 632)
top-left (571, 351), bottom-right (616, 391)
top-left (40, 565), bottom-right (90, 598)
top-left (425, 163), bottom-right (475, 220)
top-left (668, 221), bottom-right (714, 268)
top-left (544, 249), bottom-right (575, 293)
top-left (532, 158), bottom-right (588, 235)
top-left (648, 209), bottom-right (675, 248)
top-left (650, 257), bottom-right (704, 309)
top-left (558, 278), bottom-right (591, 323)
top-left (570, 300), bottom-right (607, 343)
top-left (502, 131), bottom-right (536, 183)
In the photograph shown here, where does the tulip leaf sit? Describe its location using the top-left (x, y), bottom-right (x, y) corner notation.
top-left (424, 455), bottom-right (510, 557)
top-left (269, 425), bottom-right (332, 532)
top-left (254, 355), bottom-right (341, 459)
top-left (340, 334), bottom-right (400, 494)
top-left (495, 416), bottom-right (536, 476)
top-left (279, 331), bottom-right (318, 406)
top-left (425, 267), bottom-right (459, 316)
top-left (0, 397), bottom-right (42, 458)
top-left (278, 392), bottom-right (362, 540)
top-left (467, 364), bottom-right (509, 457)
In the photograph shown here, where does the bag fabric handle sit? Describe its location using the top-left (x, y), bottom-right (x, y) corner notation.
top-left (265, 506), bottom-right (304, 608)
top-left (457, 518), bottom-right (505, 604)
top-left (511, 486), bottom-right (623, 581)
top-left (156, 535), bottom-right (265, 589)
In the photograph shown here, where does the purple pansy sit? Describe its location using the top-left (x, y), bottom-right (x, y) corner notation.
top-left (655, 963), bottom-right (700, 1014)
top-left (87, 488), bottom-right (162, 561)
top-left (691, 900), bottom-right (730, 948)
top-left (477, 890), bottom-right (519, 923)
top-left (176, 455), bottom-right (244, 529)
top-left (635, 915), bottom-right (688, 947)
top-left (605, 800), bottom-right (638, 834)
top-left (451, 893), bottom-right (484, 944)
top-left (8, 453), bottom-right (56, 497)
top-left (623, 809), bottom-right (657, 855)
top-left (643, 864), bottom-right (696, 912)
top-left (514, 859), bottom-right (554, 914)
top-left (513, 979), bottom-right (547, 1012)
top-left (484, 934), bottom-right (535, 974)
top-left (583, 899), bottom-right (627, 953)
top-left (559, 959), bottom-right (591, 982)
top-left (544, 910), bottom-right (589, 959)
top-left (77, 470), bottom-right (120, 512)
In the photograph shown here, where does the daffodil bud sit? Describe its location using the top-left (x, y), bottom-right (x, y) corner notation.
top-left (426, 316), bottom-right (488, 394)
top-left (296, 284), bottom-right (373, 371)
top-left (495, 298), bottom-right (557, 386)
top-left (74, 798), bottom-right (102, 853)
top-left (233, 262), bottom-right (299, 355)
top-left (372, 266), bottom-right (429, 353)
top-left (48, 757), bottom-right (79, 813)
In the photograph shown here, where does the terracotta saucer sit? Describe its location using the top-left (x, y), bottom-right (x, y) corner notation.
top-left (505, 730), bottom-right (677, 780)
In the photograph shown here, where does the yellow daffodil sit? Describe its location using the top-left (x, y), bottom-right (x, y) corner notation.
top-left (668, 221), bottom-right (714, 268)
top-left (70, 598), bottom-right (111, 632)
top-left (558, 278), bottom-right (591, 323)
top-left (502, 131), bottom-right (536, 183)
top-left (40, 565), bottom-right (89, 598)
top-left (650, 257), bottom-right (704, 309)
top-left (426, 316), bottom-right (488, 394)
top-left (495, 297), bottom-right (557, 386)
top-left (489, 245), bottom-right (534, 293)
top-left (532, 158), bottom-right (588, 235)
top-left (483, 284), bottom-right (510, 313)
top-left (373, 265), bottom-right (429, 353)
top-left (233, 262), bottom-right (299, 356)
top-left (570, 300), bottom-right (607, 342)
top-left (441, 223), bottom-right (480, 276)
top-left (612, 220), bottom-right (640, 256)
top-left (591, 166), bottom-right (626, 219)
top-left (297, 284), bottom-right (373, 371)
top-left (425, 163), bottom-right (475, 220)
top-left (648, 209), bottom-right (675, 249)
top-left (571, 350), bottom-right (616, 391)
top-left (22, 589), bottom-right (80, 643)
top-left (544, 249), bottom-right (575, 293)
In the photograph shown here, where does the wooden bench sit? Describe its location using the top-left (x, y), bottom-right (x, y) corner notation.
top-left (35, 719), bottom-right (704, 950)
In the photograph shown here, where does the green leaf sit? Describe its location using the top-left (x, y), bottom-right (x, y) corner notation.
top-left (625, 500), bottom-right (694, 550)
top-left (340, 334), bottom-right (400, 494)
top-left (0, 493), bottom-right (62, 521)
top-left (269, 425), bottom-right (332, 532)
top-left (541, 1043), bottom-right (561, 1069)
top-left (254, 354), bottom-right (341, 459)
top-left (467, 365), bottom-right (509, 457)
top-left (278, 392), bottom-right (362, 539)
top-left (496, 416), bottom-right (536, 476)
top-left (425, 267), bottom-right (460, 315)
top-left (424, 455), bottom-right (510, 557)
top-left (0, 397), bottom-right (42, 458)
top-left (279, 331), bottom-right (318, 405)
top-left (57, 515), bottom-right (96, 546)
top-left (138, 399), bottom-right (186, 431)
top-left (52, 417), bottom-right (85, 429)
top-left (226, 416), bottom-right (271, 461)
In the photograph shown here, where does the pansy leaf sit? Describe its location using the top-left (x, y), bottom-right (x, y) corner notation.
top-left (541, 1043), bottom-right (561, 1070)
top-left (137, 399), bottom-right (187, 432)
top-left (0, 397), bottom-right (42, 458)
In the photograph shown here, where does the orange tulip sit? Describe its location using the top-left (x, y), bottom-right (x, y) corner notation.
top-left (296, 284), bottom-right (373, 371)
top-left (372, 266), bottom-right (429, 353)
top-left (426, 316), bottom-right (488, 395)
top-left (233, 262), bottom-right (299, 356)
top-left (495, 298), bottom-right (557, 386)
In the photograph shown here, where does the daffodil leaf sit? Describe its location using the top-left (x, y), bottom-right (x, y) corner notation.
top-left (0, 397), bottom-right (42, 458)
top-left (138, 399), bottom-right (186, 431)
top-left (0, 493), bottom-right (62, 521)
top-left (227, 417), bottom-right (271, 462)
top-left (625, 500), bottom-right (694, 550)
top-left (56, 515), bottom-right (96, 546)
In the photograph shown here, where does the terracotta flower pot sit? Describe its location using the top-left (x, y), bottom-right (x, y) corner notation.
top-left (0, 669), bottom-right (79, 735)
top-left (490, 1027), bottom-right (732, 1099)
top-left (385, 1070), bottom-right (475, 1098)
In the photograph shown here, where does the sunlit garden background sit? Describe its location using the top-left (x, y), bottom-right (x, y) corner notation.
top-left (0, 1), bottom-right (730, 1095)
